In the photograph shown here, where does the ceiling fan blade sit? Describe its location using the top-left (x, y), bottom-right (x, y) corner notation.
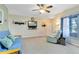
top-left (37, 4), bottom-right (45, 8)
top-left (40, 4), bottom-right (44, 7)
top-left (32, 9), bottom-right (40, 11)
top-left (37, 4), bottom-right (40, 7)
top-left (45, 10), bottom-right (50, 13)
top-left (47, 5), bottom-right (53, 8)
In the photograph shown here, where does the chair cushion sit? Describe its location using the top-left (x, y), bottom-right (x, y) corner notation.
top-left (9, 38), bottom-right (21, 49)
top-left (0, 36), bottom-right (13, 49)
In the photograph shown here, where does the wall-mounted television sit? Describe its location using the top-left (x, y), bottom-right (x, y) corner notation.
top-left (28, 21), bottom-right (37, 29)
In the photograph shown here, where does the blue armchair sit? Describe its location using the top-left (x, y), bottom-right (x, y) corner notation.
top-left (47, 31), bottom-right (61, 43)
top-left (0, 31), bottom-right (22, 54)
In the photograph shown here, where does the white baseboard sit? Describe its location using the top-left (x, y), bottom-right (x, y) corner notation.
top-left (22, 35), bottom-right (47, 39)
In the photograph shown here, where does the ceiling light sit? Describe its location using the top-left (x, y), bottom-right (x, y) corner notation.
top-left (32, 4), bottom-right (53, 14)
top-left (39, 9), bottom-right (46, 14)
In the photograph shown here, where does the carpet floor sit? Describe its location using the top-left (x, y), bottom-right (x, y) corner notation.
top-left (21, 37), bottom-right (79, 54)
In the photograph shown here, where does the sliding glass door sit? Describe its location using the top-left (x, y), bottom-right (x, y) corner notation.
top-left (61, 17), bottom-right (70, 38)
top-left (70, 15), bottom-right (78, 37)
top-left (61, 14), bottom-right (79, 43)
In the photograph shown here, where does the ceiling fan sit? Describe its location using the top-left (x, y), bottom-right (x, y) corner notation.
top-left (32, 4), bottom-right (53, 14)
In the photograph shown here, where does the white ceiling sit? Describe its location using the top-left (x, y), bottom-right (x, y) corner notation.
top-left (5, 4), bottom-right (79, 19)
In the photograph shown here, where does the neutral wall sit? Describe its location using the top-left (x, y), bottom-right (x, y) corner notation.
top-left (7, 5), bottom-right (79, 38)
top-left (0, 5), bottom-right (8, 31)
top-left (8, 14), bottom-right (52, 38)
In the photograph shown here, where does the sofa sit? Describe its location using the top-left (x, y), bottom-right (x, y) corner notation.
top-left (0, 31), bottom-right (22, 54)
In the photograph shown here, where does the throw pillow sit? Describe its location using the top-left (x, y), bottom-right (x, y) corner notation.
top-left (7, 35), bottom-right (16, 42)
top-left (0, 36), bottom-right (13, 49)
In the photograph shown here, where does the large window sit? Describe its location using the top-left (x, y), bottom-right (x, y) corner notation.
top-left (71, 18), bottom-right (77, 33)
top-left (70, 16), bottom-right (78, 37)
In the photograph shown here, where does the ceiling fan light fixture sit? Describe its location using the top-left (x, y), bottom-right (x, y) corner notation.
top-left (32, 4), bottom-right (53, 14)
top-left (39, 9), bottom-right (46, 14)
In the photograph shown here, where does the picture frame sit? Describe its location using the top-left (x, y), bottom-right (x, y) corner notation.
top-left (0, 9), bottom-right (4, 24)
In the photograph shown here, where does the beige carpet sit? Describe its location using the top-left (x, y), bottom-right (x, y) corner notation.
top-left (21, 37), bottom-right (79, 54)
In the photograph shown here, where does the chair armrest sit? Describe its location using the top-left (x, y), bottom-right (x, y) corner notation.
top-left (14, 35), bottom-right (22, 39)
top-left (47, 36), bottom-right (57, 38)
top-left (0, 48), bottom-right (20, 54)
top-left (47, 36), bottom-right (57, 43)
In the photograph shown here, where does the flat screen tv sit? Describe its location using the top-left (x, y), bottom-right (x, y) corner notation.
top-left (28, 21), bottom-right (37, 29)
